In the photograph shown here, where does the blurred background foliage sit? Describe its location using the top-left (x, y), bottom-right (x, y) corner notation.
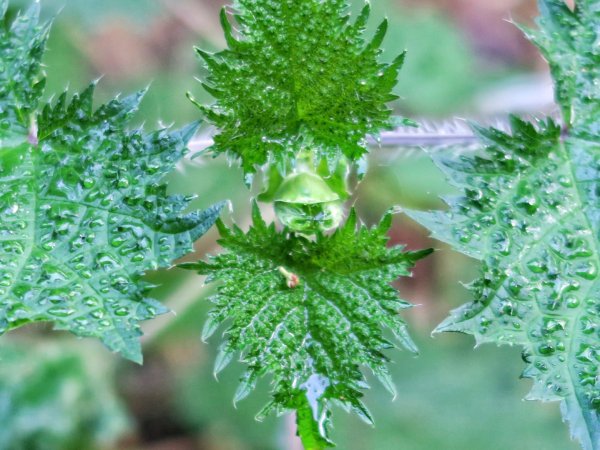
top-left (2, 0), bottom-right (575, 449)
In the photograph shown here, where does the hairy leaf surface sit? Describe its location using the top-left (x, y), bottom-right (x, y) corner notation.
top-left (407, 2), bottom-right (599, 446)
top-left (0, 0), bottom-right (47, 137)
top-left (194, 0), bottom-right (407, 177)
top-left (0, 3), bottom-right (223, 362)
top-left (182, 205), bottom-right (431, 447)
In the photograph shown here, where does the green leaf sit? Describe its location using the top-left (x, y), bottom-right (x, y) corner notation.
top-left (406, 3), bottom-right (600, 447)
top-left (193, 0), bottom-right (405, 176)
top-left (182, 205), bottom-right (432, 447)
top-left (0, 341), bottom-right (129, 450)
top-left (0, 4), bottom-right (224, 363)
top-left (406, 114), bottom-right (600, 450)
top-left (522, 0), bottom-right (599, 136)
top-left (0, 0), bottom-right (48, 139)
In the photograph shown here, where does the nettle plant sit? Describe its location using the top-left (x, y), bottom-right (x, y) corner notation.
top-left (0, 0), bottom-right (598, 449)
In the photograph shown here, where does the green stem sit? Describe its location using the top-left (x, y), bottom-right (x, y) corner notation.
top-left (295, 397), bottom-right (332, 450)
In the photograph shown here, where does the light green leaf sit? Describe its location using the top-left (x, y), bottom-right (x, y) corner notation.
top-left (182, 205), bottom-right (432, 447)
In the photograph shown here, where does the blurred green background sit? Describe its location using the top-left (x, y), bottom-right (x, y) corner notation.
top-left (1, 0), bottom-right (574, 449)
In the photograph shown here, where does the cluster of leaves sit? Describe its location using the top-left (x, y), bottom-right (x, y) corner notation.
top-left (188, 0), bottom-right (436, 447)
top-left (407, 1), bottom-right (599, 449)
top-left (0, 1), bottom-right (223, 362)
top-left (183, 207), bottom-right (431, 447)
top-left (193, 0), bottom-right (410, 177)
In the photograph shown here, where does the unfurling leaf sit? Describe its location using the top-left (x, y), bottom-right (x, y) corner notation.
top-left (0, 3), bottom-right (223, 362)
top-left (181, 205), bottom-right (432, 447)
top-left (193, 0), bottom-right (407, 176)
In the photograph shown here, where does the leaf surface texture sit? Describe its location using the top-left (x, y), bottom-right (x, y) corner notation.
top-left (406, 1), bottom-right (600, 447)
top-left (0, 2), bottom-right (223, 362)
top-left (183, 206), bottom-right (431, 446)
top-left (196, 0), bottom-right (406, 176)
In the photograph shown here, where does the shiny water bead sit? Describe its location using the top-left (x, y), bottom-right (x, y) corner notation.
top-left (531, 0), bottom-right (600, 137)
top-left (273, 171), bottom-right (343, 234)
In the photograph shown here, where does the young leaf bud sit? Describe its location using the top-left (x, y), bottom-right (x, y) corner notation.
top-left (274, 171), bottom-right (343, 234)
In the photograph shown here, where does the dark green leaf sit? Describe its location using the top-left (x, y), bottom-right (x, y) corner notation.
top-left (406, 3), bottom-right (600, 447)
top-left (407, 115), bottom-right (600, 450)
top-left (523, 0), bottom-right (599, 136)
top-left (194, 0), bottom-right (405, 176)
top-left (0, 0), bottom-right (48, 139)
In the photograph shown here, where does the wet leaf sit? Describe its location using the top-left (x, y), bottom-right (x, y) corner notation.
top-left (193, 0), bottom-right (407, 176)
top-left (181, 205), bottom-right (431, 447)
top-left (406, 2), bottom-right (600, 447)
top-left (523, 0), bottom-right (600, 137)
top-left (0, 2), bottom-right (223, 362)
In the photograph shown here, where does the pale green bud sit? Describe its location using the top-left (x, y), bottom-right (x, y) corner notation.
top-left (274, 171), bottom-right (344, 234)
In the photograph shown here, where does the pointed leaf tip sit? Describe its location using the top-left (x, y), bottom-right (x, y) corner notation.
top-left (201, 315), bottom-right (220, 342)
top-left (233, 373), bottom-right (257, 405)
top-left (378, 210), bottom-right (394, 233)
top-left (214, 345), bottom-right (234, 376)
top-left (219, 7), bottom-right (238, 48)
top-left (178, 121), bottom-right (201, 144)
